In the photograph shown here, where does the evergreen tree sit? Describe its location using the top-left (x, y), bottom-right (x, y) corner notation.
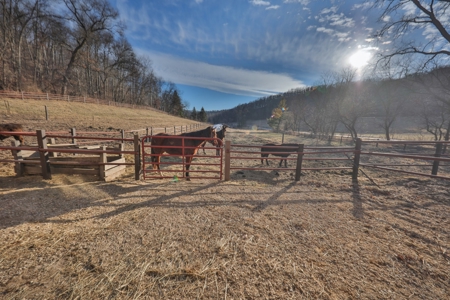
top-left (191, 107), bottom-right (198, 120)
top-left (198, 107), bottom-right (207, 122)
top-left (170, 90), bottom-right (183, 117)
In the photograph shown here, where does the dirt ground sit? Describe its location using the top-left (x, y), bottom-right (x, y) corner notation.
top-left (0, 99), bottom-right (449, 299)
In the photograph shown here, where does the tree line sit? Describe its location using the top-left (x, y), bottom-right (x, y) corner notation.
top-left (210, 66), bottom-right (450, 142)
top-left (0, 0), bottom-right (185, 117)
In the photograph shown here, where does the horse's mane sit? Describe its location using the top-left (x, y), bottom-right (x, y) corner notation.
top-left (180, 126), bottom-right (212, 137)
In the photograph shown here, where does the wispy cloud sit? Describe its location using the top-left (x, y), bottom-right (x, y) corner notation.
top-left (283, 0), bottom-right (310, 5)
top-left (250, 0), bottom-right (270, 6)
top-left (266, 5), bottom-right (280, 10)
top-left (137, 50), bottom-right (306, 97)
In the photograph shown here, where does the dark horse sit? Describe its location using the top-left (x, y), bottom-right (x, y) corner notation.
top-left (0, 123), bottom-right (24, 145)
top-left (201, 124), bottom-right (228, 155)
top-left (261, 143), bottom-right (299, 167)
top-left (150, 126), bottom-right (218, 180)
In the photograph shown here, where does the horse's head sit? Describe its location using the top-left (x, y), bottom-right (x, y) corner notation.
top-left (222, 124), bottom-right (228, 134)
top-left (209, 126), bottom-right (219, 146)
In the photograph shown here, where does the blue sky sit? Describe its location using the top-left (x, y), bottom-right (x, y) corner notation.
top-left (111, 0), bottom-right (381, 111)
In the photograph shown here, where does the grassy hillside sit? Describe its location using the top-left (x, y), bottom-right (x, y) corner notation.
top-left (1, 98), bottom-right (205, 133)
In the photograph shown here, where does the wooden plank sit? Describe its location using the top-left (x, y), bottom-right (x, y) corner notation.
top-left (50, 167), bottom-right (99, 175)
top-left (19, 150), bottom-right (40, 158)
top-left (104, 157), bottom-right (126, 171)
top-left (49, 157), bottom-right (100, 163)
top-left (23, 165), bottom-right (41, 175)
top-left (104, 165), bottom-right (126, 181)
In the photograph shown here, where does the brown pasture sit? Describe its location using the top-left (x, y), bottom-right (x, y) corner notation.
top-left (0, 98), bottom-right (449, 299)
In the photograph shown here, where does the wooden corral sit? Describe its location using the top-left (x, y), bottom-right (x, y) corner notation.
top-left (10, 140), bottom-right (127, 182)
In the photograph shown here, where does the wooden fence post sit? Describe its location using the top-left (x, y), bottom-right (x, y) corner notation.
top-left (224, 140), bottom-right (231, 181)
top-left (121, 129), bottom-right (125, 144)
top-left (45, 105), bottom-right (48, 120)
top-left (70, 128), bottom-right (77, 145)
top-left (352, 138), bottom-right (362, 181)
top-left (37, 129), bottom-right (51, 179)
top-left (295, 144), bottom-right (304, 181)
top-left (134, 134), bottom-right (141, 180)
top-left (119, 142), bottom-right (125, 159)
top-left (431, 142), bottom-right (443, 176)
top-left (11, 140), bottom-right (24, 176)
top-left (99, 146), bottom-right (107, 180)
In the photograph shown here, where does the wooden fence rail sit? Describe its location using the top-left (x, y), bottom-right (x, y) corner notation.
top-left (3, 132), bottom-right (450, 182)
top-left (0, 90), bottom-right (161, 112)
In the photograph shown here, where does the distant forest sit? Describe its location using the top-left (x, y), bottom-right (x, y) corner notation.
top-left (0, 0), bottom-right (187, 116)
top-left (208, 66), bottom-right (450, 141)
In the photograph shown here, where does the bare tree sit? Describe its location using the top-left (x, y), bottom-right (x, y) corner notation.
top-left (410, 65), bottom-right (450, 140)
top-left (373, 0), bottom-right (450, 69)
top-left (420, 96), bottom-right (450, 141)
top-left (58, 0), bottom-right (120, 95)
top-left (338, 82), bottom-right (373, 140)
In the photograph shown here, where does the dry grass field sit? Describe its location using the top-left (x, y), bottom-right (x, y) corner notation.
top-left (0, 99), bottom-right (449, 299)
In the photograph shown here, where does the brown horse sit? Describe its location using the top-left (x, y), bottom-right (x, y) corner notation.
top-left (261, 143), bottom-right (299, 167)
top-left (150, 126), bottom-right (218, 180)
top-left (0, 123), bottom-right (24, 145)
top-left (201, 124), bottom-right (228, 155)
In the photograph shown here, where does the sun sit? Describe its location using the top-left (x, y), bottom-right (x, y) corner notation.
top-left (349, 50), bottom-right (372, 68)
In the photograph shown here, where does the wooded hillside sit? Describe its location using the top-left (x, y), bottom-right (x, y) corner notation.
top-left (209, 67), bottom-right (450, 141)
top-left (0, 0), bottom-right (187, 116)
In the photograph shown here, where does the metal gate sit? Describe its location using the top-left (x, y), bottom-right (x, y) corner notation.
top-left (141, 135), bottom-right (222, 180)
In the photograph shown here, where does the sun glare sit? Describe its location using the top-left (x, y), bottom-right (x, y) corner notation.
top-left (349, 50), bottom-right (371, 68)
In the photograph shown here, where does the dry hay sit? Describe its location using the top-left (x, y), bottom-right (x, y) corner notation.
top-left (1, 129), bottom-right (449, 299)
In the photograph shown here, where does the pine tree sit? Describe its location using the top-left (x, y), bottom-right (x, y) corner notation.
top-left (170, 90), bottom-right (183, 117)
top-left (191, 107), bottom-right (198, 120)
top-left (198, 107), bottom-right (207, 122)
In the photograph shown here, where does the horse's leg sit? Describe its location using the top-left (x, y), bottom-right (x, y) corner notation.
top-left (200, 141), bottom-right (206, 154)
top-left (185, 156), bottom-right (192, 180)
top-left (151, 154), bottom-right (163, 177)
top-left (216, 140), bottom-right (223, 156)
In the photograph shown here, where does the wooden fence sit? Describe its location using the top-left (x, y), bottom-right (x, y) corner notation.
top-left (222, 138), bottom-right (450, 181)
top-left (1, 129), bottom-right (140, 181)
top-left (2, 130), bottom-right (450, 181)
top-left (0, 90), bottom-right (160, 112)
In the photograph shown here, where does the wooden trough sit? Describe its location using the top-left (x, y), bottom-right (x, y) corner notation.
top-left (10, 140), bottom-right (127, 182)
